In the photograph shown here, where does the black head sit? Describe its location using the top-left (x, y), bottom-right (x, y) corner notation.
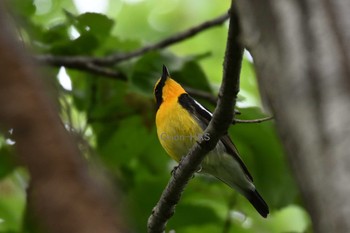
top-left (154, 65), bottom-right (169, 109)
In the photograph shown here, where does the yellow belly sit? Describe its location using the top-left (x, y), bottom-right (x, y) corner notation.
top-left (156, 100), bottom-right (203, 162)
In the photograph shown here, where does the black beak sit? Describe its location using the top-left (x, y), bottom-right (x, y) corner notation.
top-left (162, 65), bottom-right (170, 81)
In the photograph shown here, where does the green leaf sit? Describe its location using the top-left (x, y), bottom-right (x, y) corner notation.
top-left (172, 60), bottom-right (212, 92)
top-left (97, 116), bottom-right (151, 169)
top-left (49, 32), bottom-right (99, 55)
top-left (67, 70), bottom-right (94, 112)
top-left (41, 23), bottom-right (70, 44)
top-left (267, 205), bottom-right (311, 232)
top-left (129, 52), bottom-right (173, 96)
top-left (168, 204), bottom-right (221, 228)
top-left (0, 173), bottom-right (26, 232)
top-left (98, 115), bottom-right (159, 173)
top-left (127, 176), bottom-right (169, 232)
top-left (176, 224), bottom-right (223, 233)
top-left (95, 36), bottom-right (141, 56)
top-left (11, 0), bottom-right (36, 18)
top-left (64, 11), bottom-right (114, 41)
top-left (76, 13), bottom-right (114, 38)
top-left (0, 146), bottom-right (16, 179)
top-left (38, 11), bottom-right (113, 55)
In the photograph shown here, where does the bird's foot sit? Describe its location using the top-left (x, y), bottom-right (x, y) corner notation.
top-left (171, 157), bottom-right (201, 179)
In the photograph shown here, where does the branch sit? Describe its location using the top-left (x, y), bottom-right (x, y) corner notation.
top-left (35, 12), bottom-right (229, 71)
top-left (96, 12), bottom-right (230, 65)
top-left (36, 55), bottom-right (127, 80)
top-left (185, 88), bottom-right (243, 113)
top-left (185, 86), bottom-right (218, 105)
top-left (38, 53), bottom-right (219, 105)
top-left (147, 2), bottom-right (244, 233)
top-left (35, 13), bottom-right (229, 105)
top-left (234, 116), bottom-right (274, 124)
top-left (37, 57), bottom-right (219, 107)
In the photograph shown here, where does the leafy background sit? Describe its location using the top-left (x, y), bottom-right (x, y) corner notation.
top-left (0, 0), bottom-right (311, 232)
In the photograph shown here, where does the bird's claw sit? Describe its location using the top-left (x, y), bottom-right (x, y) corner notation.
top-left (171, 157), bottom-right (201, 179)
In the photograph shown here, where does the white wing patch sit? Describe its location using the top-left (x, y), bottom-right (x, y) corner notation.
top-left (194, 99), bottom-right (213, 116)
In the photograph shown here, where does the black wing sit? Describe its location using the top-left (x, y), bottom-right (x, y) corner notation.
top-left (178, 93), bottom-right (212, 126)
top-left (178, 93), bottom-right (253, 181)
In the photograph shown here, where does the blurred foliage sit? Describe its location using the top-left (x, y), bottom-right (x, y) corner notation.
top-left (0, 0), bottom-right (311, 232)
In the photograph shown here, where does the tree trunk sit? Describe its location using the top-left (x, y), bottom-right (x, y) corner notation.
top-left (0, 4), bottom-right (126, 233)
top-left (235, 0), bottom-right (350, 232)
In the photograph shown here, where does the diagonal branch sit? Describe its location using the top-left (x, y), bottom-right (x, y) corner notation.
top-left (95, 13), bottom-right (230, 65)
top-left (147, 2), bottom-right (244, 233)
top-left (36, 12), bottom-right (230, 103)
top-left (35, 12), bottom-right (229, 70)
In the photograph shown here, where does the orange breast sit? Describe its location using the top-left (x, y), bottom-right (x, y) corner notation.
top-left (156, 98), bottom-right (203, 162)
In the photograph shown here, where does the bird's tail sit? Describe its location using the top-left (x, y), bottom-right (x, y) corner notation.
top-left (245, 189), bottom-right (269, 218)
top-left (201, 151), bottom-right (269, 217)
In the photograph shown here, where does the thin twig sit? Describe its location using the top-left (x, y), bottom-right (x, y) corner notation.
top-left (147, 2), bottom-right (243, 233)
top-left (185, 86), bottom-right (218, 105)
top-left (234, 116), bottom-right (274, 124)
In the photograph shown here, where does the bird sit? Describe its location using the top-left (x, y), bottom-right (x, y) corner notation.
top-left (154, 65), bottom-right (269, 218)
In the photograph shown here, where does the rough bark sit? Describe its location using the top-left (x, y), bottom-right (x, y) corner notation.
top-left (235, 0), bottom-right (350, 232)
top-left (0, 5), bottom-right (126, 233)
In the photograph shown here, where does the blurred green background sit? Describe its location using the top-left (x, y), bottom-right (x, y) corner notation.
top-left (0, 0), bottom-right (311, 232)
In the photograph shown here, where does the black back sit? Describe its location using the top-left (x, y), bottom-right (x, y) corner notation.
top-left (178, 93), bottom-right (253, 181)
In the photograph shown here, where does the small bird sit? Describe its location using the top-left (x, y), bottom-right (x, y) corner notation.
top-left (154, 65), bottom-right (269, 218)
